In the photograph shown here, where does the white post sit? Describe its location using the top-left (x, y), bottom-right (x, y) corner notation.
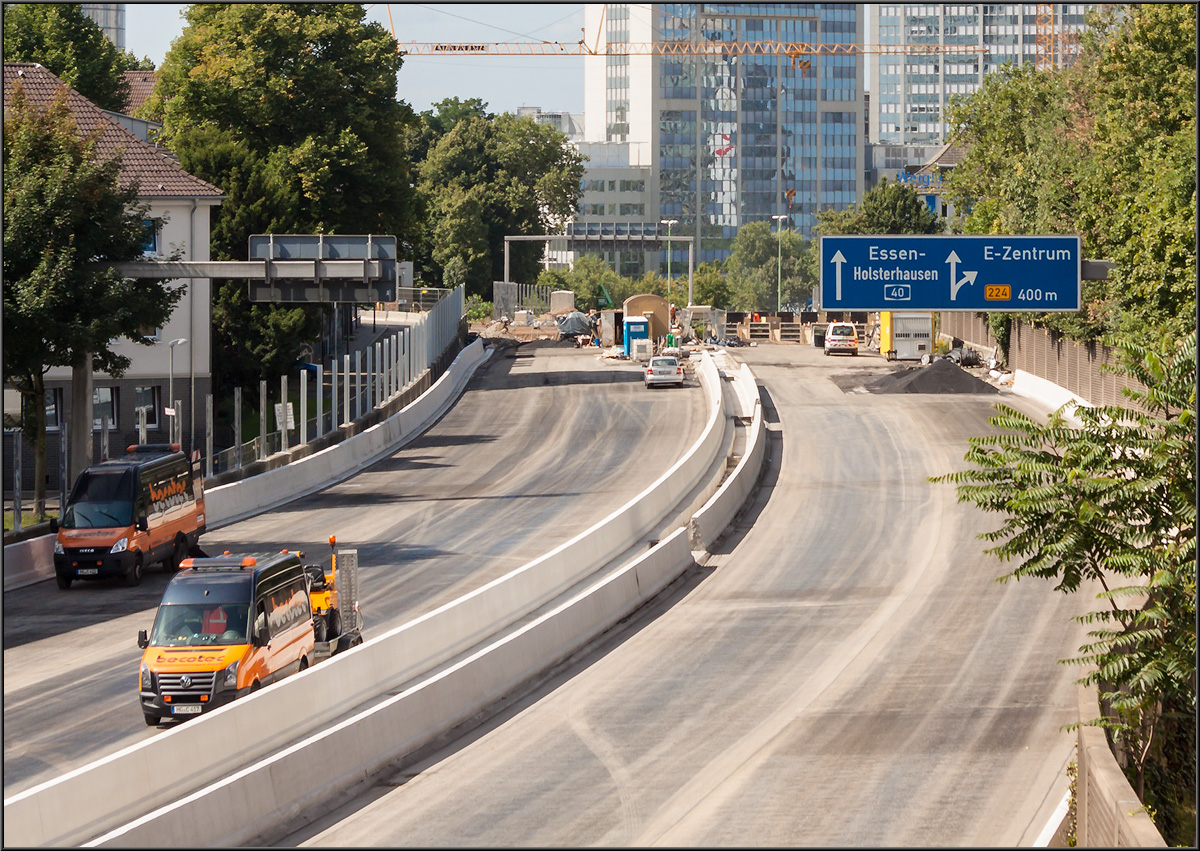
top-left (300, 370), bottom-right (308, 445)
top-left (342, 354), bottom-right (350, 427)
top-left (354, 350), bottom-right (362, 420)
top-left (316, 364), bottom-right (324, 438)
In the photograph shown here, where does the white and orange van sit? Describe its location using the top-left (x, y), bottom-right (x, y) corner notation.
top-left (137, 550), bottom-right (316, 726)
top-left (50, 444), bottom-right (205, 588)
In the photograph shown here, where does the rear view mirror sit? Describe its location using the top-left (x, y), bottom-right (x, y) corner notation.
top-left (49, 518), bottom-right (58, 532)
top-left (136, 516), bottom-right (149, 532)
top-left (137, 629), bottom-right (149, 649)
top-left (253, 625), bottom-right (269, 647)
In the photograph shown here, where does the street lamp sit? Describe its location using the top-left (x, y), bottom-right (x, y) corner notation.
top-left (167, 338), bottom-right (188, 444)
top-left (660, 219), bottom-right (678, 300)
top-left (771, 215), bottom-right (788, 315)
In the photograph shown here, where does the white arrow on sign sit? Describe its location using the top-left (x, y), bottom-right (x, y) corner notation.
top-left (945, 250), bottom-right (978, 301)
top-left (830, 250), bottom-right (846, 301)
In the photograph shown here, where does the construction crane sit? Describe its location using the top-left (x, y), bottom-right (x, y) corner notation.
top-left (394, 40), bottom-right (987, 73)
top-left (1036, 3), bottom-right (1087, 71)
top-left (387, 5), bottom-right (986, 72)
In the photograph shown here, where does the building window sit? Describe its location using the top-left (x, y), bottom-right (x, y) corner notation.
top-left (134, 386), bottom-right (160, 430)
top-left (40, 388), bottom-right (62, 431)
top-left (142, 219), bottom-right (159, 256)
top-left (93, 387), bottom-right (118, 430)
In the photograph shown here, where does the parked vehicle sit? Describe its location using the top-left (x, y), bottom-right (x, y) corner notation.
top-left (136, 538), bottom-right (362, 726)
top-left (50, 444), bottom-right (205, 588)
top-left (645, 355), bottom-right (685, 388)
top-left (824, 321), bottom-right (860, 356)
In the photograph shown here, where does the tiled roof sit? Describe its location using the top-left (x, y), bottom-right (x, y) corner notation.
top-left (3, 63), bottom-right (223, 199)
top-left (917, 142), bottom-right (966, 173)
top-left (122, 69), bottom-right (157, 114)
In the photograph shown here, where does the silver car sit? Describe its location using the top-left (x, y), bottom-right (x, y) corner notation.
top-left (644, 355), bottom-right (684, 388)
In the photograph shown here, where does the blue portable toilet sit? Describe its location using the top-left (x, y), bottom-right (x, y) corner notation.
top-left (623, 316), bottom-right (649, 358)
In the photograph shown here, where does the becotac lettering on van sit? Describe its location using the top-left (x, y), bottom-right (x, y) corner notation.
top-left (154, 652), bottom-right (225, 664)
top-left (148, 474), bottom-right (190, 516)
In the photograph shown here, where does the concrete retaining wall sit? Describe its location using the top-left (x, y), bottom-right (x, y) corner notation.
top-left (3, 350), bottom-right (737, 848)
top-left (1075, 684), bottom-right (1167, 847)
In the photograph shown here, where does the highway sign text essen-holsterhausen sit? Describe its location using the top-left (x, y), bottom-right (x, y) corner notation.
top-left (819, 235), bottom-right (1081, 312)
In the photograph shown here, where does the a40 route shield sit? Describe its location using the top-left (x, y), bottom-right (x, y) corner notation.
top-left (819, 235), bottom-right (1081, 312)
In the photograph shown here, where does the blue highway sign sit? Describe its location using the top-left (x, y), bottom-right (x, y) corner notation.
top-left (819, 235), bottom-right (1081, 312)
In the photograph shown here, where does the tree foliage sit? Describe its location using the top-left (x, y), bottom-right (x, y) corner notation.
top-left (931, 337), bottom-right (1196, 838)
top-left (945, 3), bottom-right (1196, 353)
top-left (417, 112), bottom-right (584, 297)
top-left (146, 3), bottom-right (418, 393)
top-left (3, 82), bottom-right (180, 512)
top-left (724, 221), bottom-right (811, 312)
top-left (1, 2), bottom-right (148, 111)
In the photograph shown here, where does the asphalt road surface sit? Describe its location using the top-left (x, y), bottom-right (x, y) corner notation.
top-left (282, 342), bottom-right (1094, 847)
top-left (2, 341), bottom-right (708, 797)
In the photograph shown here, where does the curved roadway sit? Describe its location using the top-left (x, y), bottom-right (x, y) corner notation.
top-left (283, 343), bottom-right (1094, 847)
top-left (2, 341), bottom-right (708, 797)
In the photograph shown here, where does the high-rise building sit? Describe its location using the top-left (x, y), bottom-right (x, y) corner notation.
top-left (867, 4), bottom-right (1094, 182)
top-left (578, 3), bottom-right (865, 273)
top-left (82, 4), bottom-right (126, 52)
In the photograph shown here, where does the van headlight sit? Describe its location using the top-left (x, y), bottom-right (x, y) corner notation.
top-left (110, 537), bottom-right (128, 554)
top-left (54, 540), bottom-right (64, 555)
top-left (140, 663), bottom-right (153, 691)
top-left (222, 659), bottom-right (239, 689)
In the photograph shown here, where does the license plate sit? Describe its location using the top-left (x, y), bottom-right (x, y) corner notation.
top-left (171, 704), bottom-right (202, 715)
top-left (77, 568), bottom-right (99, 576)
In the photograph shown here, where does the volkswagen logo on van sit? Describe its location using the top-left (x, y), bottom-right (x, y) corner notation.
top-left (180, 675), bottom-right (192, 689)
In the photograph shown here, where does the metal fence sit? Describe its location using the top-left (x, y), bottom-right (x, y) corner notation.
top-left (4, 288), bottom-right (465, 518)
top-left (492, 281), bottom-right (552, 321)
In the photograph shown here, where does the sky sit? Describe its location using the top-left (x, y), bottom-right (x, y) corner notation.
top-left (124, 3), bottom-right (587, 115)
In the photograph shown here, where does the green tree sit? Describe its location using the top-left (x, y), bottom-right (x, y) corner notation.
top-left (409, 96), bottom-right (493, 166)
top-left (418, 112), bottom-right (584, 297)
top-left (536, 253), bottom-right (624, 313)
top-left (3, 82), bottom-right (180, 514)
top-left (2, 3), bottom-right (135, 111)
top-left (725, 220), bottom-right (810, 313)
top-left (146, 3), bottom-right (419, 396)
top-left (689, 260), bottom-right (731, 310)
top-left (931, 337), bottom-right (1196, 842)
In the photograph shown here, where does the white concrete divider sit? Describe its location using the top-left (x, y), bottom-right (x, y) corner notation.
top-left (1, 534), bottom-right (55, 591)
top-left (90, 528), bottom-right (697, 848)
top-left (3, 351), bottom-right (727, 848)
top-left (689, 396), bottom-right (764, 552)
top-left (205, 337), bottom-right (489, 528)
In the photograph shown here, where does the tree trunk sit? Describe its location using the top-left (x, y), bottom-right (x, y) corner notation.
top-left (69, 354), bottom-right (93, 486)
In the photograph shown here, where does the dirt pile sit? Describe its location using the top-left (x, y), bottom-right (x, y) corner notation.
top-left (869, 357), bottom-right (999, 395)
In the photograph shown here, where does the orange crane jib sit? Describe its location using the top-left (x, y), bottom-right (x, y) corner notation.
top-left (396, 41), bottom-right (990, 63)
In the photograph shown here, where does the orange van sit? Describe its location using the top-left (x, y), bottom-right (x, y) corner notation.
top-left (137, 550), bottom-right (315, 725)
top-left (50, 444), bottom-right (205, 588)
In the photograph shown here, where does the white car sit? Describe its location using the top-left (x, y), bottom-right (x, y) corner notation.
top-left (644, 355), bottom-right (684, 388)
top-left (824, 322), bottom-right (859, 356)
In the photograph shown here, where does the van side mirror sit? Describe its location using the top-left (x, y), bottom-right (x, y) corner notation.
top-left (252, 625), bottom-right (268, 647)
top-left (137, 629), bottom-right (149, 649)
top-left (136, 516), bottom-right (149, 532)
top-left (49, 518), bottom-right (58, 532)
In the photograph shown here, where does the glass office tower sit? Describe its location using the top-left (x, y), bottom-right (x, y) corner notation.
top-left (583, 4), bottom-right (865, 268)
top-left (868, 4), bottom-right (1093, 160)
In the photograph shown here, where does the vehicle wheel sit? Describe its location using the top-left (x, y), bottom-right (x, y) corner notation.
top-left (55, 574), bottom-right (72, 590)
top-left (143, 713), bottom-right (159, 727)
top-left (123, 555), bottom-right (144, 587)
top-left (249, 680), bottom-right (261, 693)
top-left (313, 615), bottom-right (327, 643)
top-left (167, 536), bottom-right (188, 570)
top-left (298, 656), bottom-right (309, 671)
top-left (823, 349), bottom-right (829, 356)
top-left (327, 608), bottom-right (341, 639)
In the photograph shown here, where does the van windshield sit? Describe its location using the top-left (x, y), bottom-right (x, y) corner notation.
top-left (61, 470), bottom-right (135, 529)
top-left (150, 603), bottom-right (251, 647)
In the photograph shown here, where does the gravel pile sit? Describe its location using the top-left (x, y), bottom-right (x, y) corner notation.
top-left (868, 357), bottom-right (999, 395)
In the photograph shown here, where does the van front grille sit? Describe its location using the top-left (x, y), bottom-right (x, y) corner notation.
top-left (158, 671), bottom-right (216, 695)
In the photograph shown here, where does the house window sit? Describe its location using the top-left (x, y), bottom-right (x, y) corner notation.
top-left (44, 388), bottom-right (62, 430)
top-left (134, 386), bottom-right (160, 429)
top-left (93, 387), bottom-right (118, 430)
top-left (142, 219), bottom-right (159, 256)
